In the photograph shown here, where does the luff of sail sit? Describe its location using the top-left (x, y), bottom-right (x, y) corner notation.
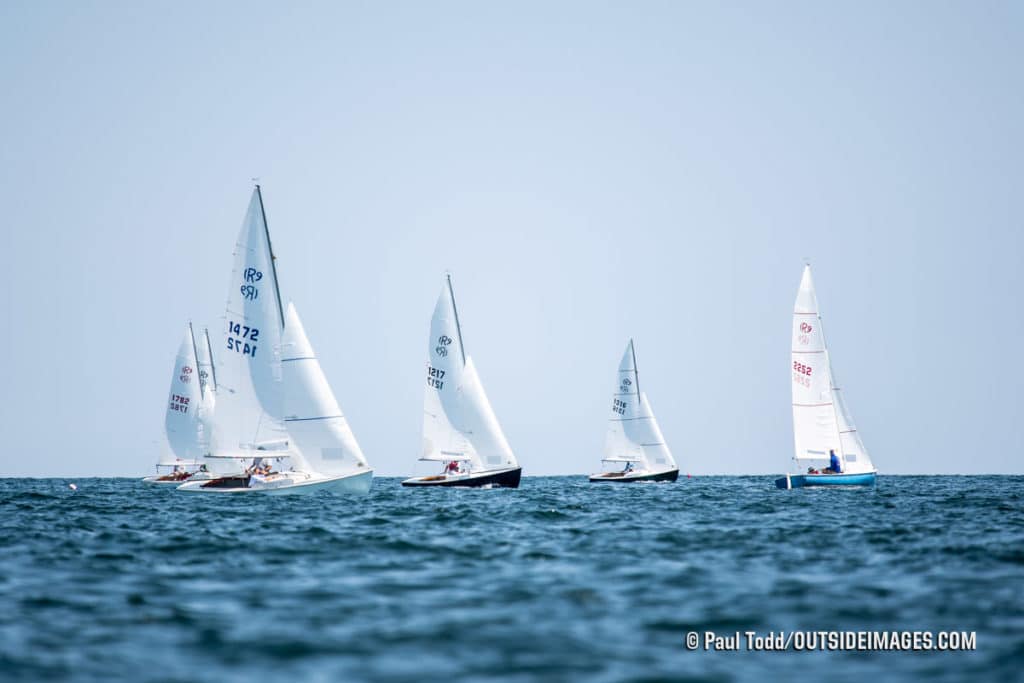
top-left (162, 325), bottom-right (205, 464)
top-left (603, 339), bottom-right (675, 471)
top-left (211, 186), bottom-right (287, 459)
top-left (790, 265), bottom-right (874, 474)
top-left (420, 275), bottom-right (516, 472)
top-left (280, 302), bottom-right (370, 477)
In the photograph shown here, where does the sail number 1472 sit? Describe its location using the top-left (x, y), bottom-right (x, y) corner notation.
top-left (227, 321), bottom-right (260, 358)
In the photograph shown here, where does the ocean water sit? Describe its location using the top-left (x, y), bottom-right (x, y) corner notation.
top-left (0, 476), bottom-right (1021, 683)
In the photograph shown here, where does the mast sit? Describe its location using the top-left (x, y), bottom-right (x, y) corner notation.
top-left (255, 184), bottom-right (285, 330)
top-left (188, 322), bottom-right (204, 399)
top-left (446, 273), bottom-right (467, 365)
top-left (204, 327), bottom-right (218, 391)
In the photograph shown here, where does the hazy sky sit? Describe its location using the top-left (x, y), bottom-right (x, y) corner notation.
top-left (1, 2), bottom-right (1021, 477)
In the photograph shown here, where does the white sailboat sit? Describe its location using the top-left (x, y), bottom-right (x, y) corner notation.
top-left (178, 185), bottom-right (373, 495)
top-left (589, 339), bottom-right (679, 483)
top-left (776, 265), bottom-right (877, 489)
top-left (144, 324), bottom-right (209, 484)
top-left (402, 274), bottom-right (521, 488)
top-left (174, 326), bottom-right (221, 483)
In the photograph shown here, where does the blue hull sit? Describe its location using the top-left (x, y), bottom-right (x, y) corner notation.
top-left (775, 472), bottom-right (877, 489)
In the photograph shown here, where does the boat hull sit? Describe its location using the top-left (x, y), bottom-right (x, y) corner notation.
top-left (142, 476), bottom-right (192, 486)
top-left (775, 472), bottom-right (877, 489)
top-left (401, 467), bottom-right (522, 488)
top-left (588, 468), bottom-right (679, 483)
top-left (177, 469), bottom-right (373, 495)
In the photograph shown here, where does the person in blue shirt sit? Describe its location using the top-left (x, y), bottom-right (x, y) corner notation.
top-left (828, 449), bottom-right (842, 474)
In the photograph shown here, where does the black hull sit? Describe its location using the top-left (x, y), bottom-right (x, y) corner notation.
top-left (401, 467), bottom-right (522, 489)
top-left (589, 469), bottom-right (679, 483)
top-left (199, 476), bottom-right (251, 489)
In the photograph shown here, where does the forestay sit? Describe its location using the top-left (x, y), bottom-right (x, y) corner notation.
top-left (790, 266), bottom-right (874, 473)
top-left (280, 303), bottom-right (369, 476)
top-left (420, 276), bottom-right (517, 472)
top-left (603, 340), bottom-right (675, 472)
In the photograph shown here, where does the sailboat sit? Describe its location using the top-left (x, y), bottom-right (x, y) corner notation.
top-left (776, 265), bottom-right (877, 489)
top-left (401, 274), bottom-right (521, 488)
top-left (589, 339), bottom-right (679, 483)
top-left (143, 324), bottom-right (210, 484)
top-left (174, 326), bottom-right (221, 483)
top-left (178, 185), bottom-right (373, 495)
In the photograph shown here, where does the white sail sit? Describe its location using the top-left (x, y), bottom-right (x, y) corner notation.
top-left (420, 276), bottom-right (516, 471)
top-left (195, 325), bottom-right (216, 449)
top-left (211, 187), bottom-right (287, 459)
top-left (280, 302), bottom-right (370, 476)
top-left (603, 340), bottom-right (676, 471)
top-left (790, 265), bottom-right (874, 473)
top-left (162, 325), bottom-right (205, 464)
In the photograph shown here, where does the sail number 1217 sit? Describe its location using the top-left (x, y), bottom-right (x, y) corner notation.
top-left (426, 366), bottom-right (446, 390)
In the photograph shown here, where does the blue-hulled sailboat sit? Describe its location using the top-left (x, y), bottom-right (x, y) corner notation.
top-left (776, 266), bottom-right (877, 489)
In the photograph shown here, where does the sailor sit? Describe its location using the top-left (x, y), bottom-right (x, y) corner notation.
top-left (446, 460), bottom-right (460, 475)
top-left (828, 449), bottom-right (842, 474)
top-left (623, 461), bottom-right (634, 474)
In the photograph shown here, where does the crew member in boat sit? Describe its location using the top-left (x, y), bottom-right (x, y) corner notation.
top-left (623, 461), bottom-right (634, 474)
top-left (825, 449), bottom-right (842, 474)
top-left (445, 460), bottom-right (460, 476)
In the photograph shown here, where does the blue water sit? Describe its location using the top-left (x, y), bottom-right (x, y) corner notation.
top-left (1, 476), bottom-right (1021, 682)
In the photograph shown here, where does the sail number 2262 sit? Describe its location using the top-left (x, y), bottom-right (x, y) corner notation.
top-left (227, 320), bottom-right (259, 358)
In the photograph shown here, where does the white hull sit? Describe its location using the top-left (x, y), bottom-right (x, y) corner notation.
top-left (142, 469), bottom-right (236, 486)
top-left (176, 468), bottom-right (373, 495)
top-left (142, 476), bottom-right (191, 486)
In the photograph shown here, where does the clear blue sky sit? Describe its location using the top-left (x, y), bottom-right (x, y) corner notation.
top-left (1, 2), bottom-right (1021, 476)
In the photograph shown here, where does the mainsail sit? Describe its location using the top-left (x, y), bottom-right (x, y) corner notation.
top-left (195, 325), bottom-right (216, 448)
top-left (420, 275), bottom-right (517, 472)
top-left (162, 325), bottom-right (206, 464)
top-left (211, 186), bottom-right (287, 458)
top-left (790, 265), bottom-right (874, 473)
top-left (280, 303), bottom-right (370, 476)
top-left (602, 339), bottom-right (676, 471)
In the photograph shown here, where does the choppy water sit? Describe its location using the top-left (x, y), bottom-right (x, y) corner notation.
top-left (0, 476), bottom-right (1021, 682)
